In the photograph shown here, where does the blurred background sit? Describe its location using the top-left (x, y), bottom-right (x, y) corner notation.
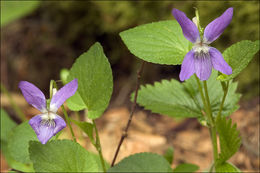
top-left (1, 1), bottom-right (259, 172)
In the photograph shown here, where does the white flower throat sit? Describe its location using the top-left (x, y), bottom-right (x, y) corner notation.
top-left (191, 17), bottom-right (210, 58)
top-left (193, 41), bottom-right (210, 58)
top-left (40, 87), bottom-right (59, 127)
top-left (40, 111), bottom-right (56, 127)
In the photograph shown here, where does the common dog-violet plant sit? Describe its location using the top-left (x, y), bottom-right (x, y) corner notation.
top-left (19, 79), bottom-right (78, 144)
top-left (1, 5), bottom-right (259, 173)
top-left (119, 7), bottom-right (259, 172)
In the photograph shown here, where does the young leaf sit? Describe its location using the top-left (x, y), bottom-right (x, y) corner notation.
top-left (219, 40), bottom-right (259, 81)
top-left (7, 121), bottom-right (38, 164)
top-left (67, 42), bottom-right (113, 118)
top-left (71, 119), bottom-right (95, 144)
top-left (29, 140), bottom-right (100, 172)
top-left (120, 20), bottom-right (191, 65)
top-left (163, 147), bottom-right (174, 164)
top-left (215, 162), bottom-right (241, 172)
top-left (173, 163), bottom-right (199, 173)
top-left (59, 68), bottom-right (70, 84)
top-left (108, 152), bottom-right (172, 172)
top-left (0, 109), bottom-right (17, 141)
top-left (216, 116), bottom-right (241, 165)
top-left (136, 71), bottom-right (240, 118)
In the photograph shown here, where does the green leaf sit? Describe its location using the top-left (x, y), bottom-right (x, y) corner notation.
top-left (1, 141), bottom-right (34, 172)
top-left (0, 109), bottom-right (17, 141)
top-left (219, 40), bottom-right (259, 81)
top-left (29, 140), bottom-right (100, 172)
top-left (108, 152), bottom-right (172, 172)
top-left (216, 116), bottom-right (241, 165)
top-left (120, 20), bottom-right (191, 65)
top-left (136, 79), bottom-right (201, 118)
top-left (66, 91), bottom-right (87, 111)
top-left (91, 152), bottom-right (111, 171)
top-left (163, 147), bottom-right (174, 164)
top-left (136, 71), bottom-right (240, 118)
top-left (1, 1), bottom-right (40, 26)
top-left (215, 162), bottom-right (241, 173)
top-left (71, 119), bottom-right (95, 144)
top-left (184, 71), bottom-right (241, 118)
top-left (7, 121), bottom-right (38, 164)
top-left (173, 163), bottom-right (199, 173)
top-left (0, 111), bottom-right (34, 172)
top-left (68, 42), bottom-right (113, 118)
top-left (60, 68), bottom-right (87, 111)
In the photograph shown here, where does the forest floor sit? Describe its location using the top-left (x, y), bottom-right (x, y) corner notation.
top-left (1, 94), bottom-right (259, 172)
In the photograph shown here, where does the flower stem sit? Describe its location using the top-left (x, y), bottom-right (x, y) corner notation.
top-left (217, 81), bottom-right (229, 118)
top-left (61, 105), bottom-right (76, 142)
top-left (195, 76), bottom-right (218, 169)
top-left (93, 121), bottom-right (107, 173)
top-left (194, 7), bottom-right (204, 39)
top-left (1, 82), bottom-right (27, 121)
top-left (203, 81), bottom-right (218, 166)
top-left (195, 76), bottom-right (207, 112)
top-left (49, 80), bottom-right (58, 99)
top-left (203, 81), bottom-right (214, 124)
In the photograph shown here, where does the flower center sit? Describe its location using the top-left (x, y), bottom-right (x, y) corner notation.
top-left (40, 111), bottom-right (56, 127)
top-left (192, 41), bottom-right (210, 58)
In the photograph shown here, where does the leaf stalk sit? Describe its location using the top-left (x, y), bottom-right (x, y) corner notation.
top-left (93, 121), bottom-right (107, 173)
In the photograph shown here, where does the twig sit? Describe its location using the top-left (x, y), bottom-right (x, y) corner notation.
top-left (111, 61), bottom-right (145, 166)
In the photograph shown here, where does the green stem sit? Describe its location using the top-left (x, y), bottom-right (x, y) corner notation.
top-left (203, 81), bottom-right (218, 165)
top-left (61, 105), bottom-right (76, 142)
top-left (55, 131), bottom-right (62, 139)
top-left (203, 81), bottom-right (214, 124)
top-left (209, 163), bottom-right (215, 172)
top-left (195, 76), bottom-right (218, 170)
top-left (93, 121), bottom-right (106, 173)
top-left (217, 81), bottom-right (229, 118)
top-left (75, 111), bottom-right (84, 139)
top-left (1, 83), bottom-right (27, 121)
top-left (194, 7), bottom-right (203, 39)
top-left (194, 76), bottom-right (208, 113)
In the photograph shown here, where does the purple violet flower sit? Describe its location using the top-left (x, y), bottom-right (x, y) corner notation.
top-left (19, 79), bottom-right (78, 144)
top-left (172, 8), bottom-right (233, 81)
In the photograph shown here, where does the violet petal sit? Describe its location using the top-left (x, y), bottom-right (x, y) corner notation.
top-left (50, 79), bottom-right (78, 112)
top-left (179, 50), bottom-right (195, 81)
top-left (209, 47), bottom-right (232, 75)
top-left (29, 114), bottom-right (66, 144)
top-left (204, 8), bottom-right (233, 43)
top-left (172, 8), bottom-right (200, 43)
top-left (194, 53), bottom-right (212, 81)
top-left (29, 114), bottom-right (42, 136)
top-left (19, 81), bottom-right (47, 113)
top-left (53, 115), bottom-right (67, 133)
